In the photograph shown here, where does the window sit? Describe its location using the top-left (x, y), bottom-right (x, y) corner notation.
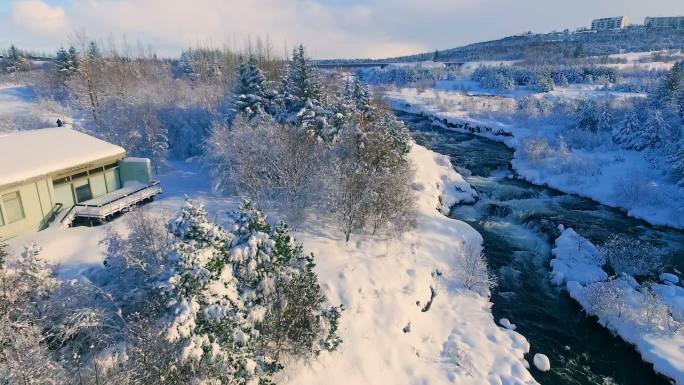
top-left (2, 191), bottom-right (25, 223)
top-left (74, 183), bottom-right (93, 203)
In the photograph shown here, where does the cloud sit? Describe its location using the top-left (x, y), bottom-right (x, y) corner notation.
top-left (1, 0), bottom-right (683, 58)
top-left (11, 0), bottom-right (66, 36)
top-left (62, 0), bottom-right (440, 58)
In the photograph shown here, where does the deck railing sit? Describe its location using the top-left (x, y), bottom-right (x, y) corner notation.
top-left (39, 203), bottom-right (63, 230)
top-left (73, 181), bottom-right (162, 220)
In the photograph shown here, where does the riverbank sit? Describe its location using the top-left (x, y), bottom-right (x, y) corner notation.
top-left (405, 111), bottom-right (677, 385)
top-left (551, 228), bottom-right (684, 384)
top-left (384, 87), bottom-right (684, 230)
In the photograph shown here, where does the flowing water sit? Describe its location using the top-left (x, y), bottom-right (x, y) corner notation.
top-left (398, 111), bottom-right (684, 385)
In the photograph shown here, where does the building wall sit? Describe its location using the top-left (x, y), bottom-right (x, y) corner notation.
top-left (645, 17), bottom-right (684, 29)
top-left (118, 158), bottom-right (153, 186)
top-left (0, 178), bottom-right (54, 240)
top-left (0, 155), bottom-right (156, 240)
top-left (591, 16), bottom-right (629, 31)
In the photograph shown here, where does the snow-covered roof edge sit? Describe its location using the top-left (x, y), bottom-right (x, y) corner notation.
top-left (0, 128), bottom-right (127, 187)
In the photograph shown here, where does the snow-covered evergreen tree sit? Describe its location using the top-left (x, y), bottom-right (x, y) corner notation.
top-left (640, 109), bottom-right (671, 150)
top-left (613, 110), bottom-right (642, 149)
top-left (668, 144), bottom-right (684, 186)
top-left (350, 77), bottom-right (373, 118)
top-left (595, 102), bottom-right (614, 132)
top-left (278, 45), bottom-right (328, 135)
top-left (55, 46), bottom-right (78, 78)
top-left (231, 55), bottom-right (272, 120)
top-left (655, 60), bottom-right (684, 109)
top-left (158, 199), bottom-right (342, 384)
top-left (3, 44), bottom-right (28, 75)
top-left (87, 40), bottom-right (102, 60)
top-left (575, 99), bottom-right (598, 131)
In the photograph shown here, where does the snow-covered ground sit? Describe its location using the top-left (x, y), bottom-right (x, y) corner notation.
top-left (0, 84), bottom-right (70, 132)
top-left (598, 50), bottom-right (682, 71)
top-left (6, 143), bottom-right (540, 385)
top-left (384, 87), bottom-right (684, 229)
top-left (551, 228), bottom-right (684, 384)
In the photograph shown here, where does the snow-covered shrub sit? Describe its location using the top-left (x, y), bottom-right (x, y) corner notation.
top-left (206, 115), bottom-right (326, 224)
top-left (612, 169), bottom-right (664, 207)
top-left (0, 242), bottom-right (67, 384)
top-left (458, 241), bottom-right (497, 296)
top-left (598, 234), bottom-right (664, 277)
top-left (520, 137), bottom-right (554, 165)
top-left (157, 199), bottom-right (342, 384)
top-left (332, 119), bottom-right (416, 241)
top-left (585, 279), bottom-right (629, 319)
top-left (99, 207), bottom-right (175, 308)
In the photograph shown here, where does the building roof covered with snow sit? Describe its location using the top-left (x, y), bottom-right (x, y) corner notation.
top-left (0, 128), bottom-right (126, 187)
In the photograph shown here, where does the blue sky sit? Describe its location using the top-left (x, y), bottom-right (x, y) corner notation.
top-left (1, 0), bottom-right (683, 59)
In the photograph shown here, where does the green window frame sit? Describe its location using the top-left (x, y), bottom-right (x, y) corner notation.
top-left (2, 191), bottom-right (25, 224)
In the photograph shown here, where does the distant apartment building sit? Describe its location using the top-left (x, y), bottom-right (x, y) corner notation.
top-left (645, 16), bottom-right (684, 29)
top-left (591, 16), bottom-right (629, 31)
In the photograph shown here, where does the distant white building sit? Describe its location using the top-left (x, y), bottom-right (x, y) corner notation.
top-left (645, 16), bottom-right (684, 29)
top-left (591, 16), bottom-right (629, 31)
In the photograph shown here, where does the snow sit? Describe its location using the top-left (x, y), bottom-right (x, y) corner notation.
top-left (550, 228), bottom-right (607, 286)
top-left (0, 84), bottom-right (36, 118)
top-left (383, 86), bottom-right (684, 229)
top-left (0, 128), bottom-right (126, 187)
top-left (5, 143), bottom-right (538, 385)
top-left (551, 228), bottom-right (684, 384)
top-left (532, 354), bottom-right (550, 372)
top-left (660, 273), bottom-right (680, 285)
top-left (499, 318), bottom-right (517, 330)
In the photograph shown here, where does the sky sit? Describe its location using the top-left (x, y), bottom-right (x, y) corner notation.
top-left (1, 0), bottom-right (683, 59)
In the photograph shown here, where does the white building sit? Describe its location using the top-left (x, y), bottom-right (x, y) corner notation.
top-left (645, 17), bottom-right (684, 29)
top-left (591, 16), bottom-right (629, 31)
top-left (0, 128), bottom-right (161, 239)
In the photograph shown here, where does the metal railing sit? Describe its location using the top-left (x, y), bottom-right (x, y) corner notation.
top-left (73, 181), bottom-right (162, 220)
top-left (39, 203), bottom-right (63, 230)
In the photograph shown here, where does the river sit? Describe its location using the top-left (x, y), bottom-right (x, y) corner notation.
top-left (398, 110), bottom-right (684, 385)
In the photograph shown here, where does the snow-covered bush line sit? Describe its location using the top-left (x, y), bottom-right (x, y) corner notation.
top-left (207, 46), bottom-right (417, 241)
top-left (551, 228), bottom-right (684, 383)
top-left (471, 65), bottom-right (620, 92)
top-left (0, 200), bottom-right (342, 385)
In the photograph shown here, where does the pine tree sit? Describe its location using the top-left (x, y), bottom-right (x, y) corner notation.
top-left (232, 55), bottom-right (270, 120)
top-left (668, 144), bottom-right (684, 186)
top-left (575, 99), bottom-right (598, 131)
top-left (640, 110), bottom-right (671, 150)
top-left (159, 199), bottom-right (341, 384)
top-left (54, 46), bottom-right (78, 78)
top-left (87, 41), bottom-right (102, 60)
top-left (350, 78), bottom-right (373, 118)
top-left (67, 45), bottom-right (79, 72)
top-left (279, 44), bottom-right (325, 127)
top-left (656, 60), bottom-right (684, 109)
top-left (4, 44), bottom-right (27, 74)
top-left (595, 102), bottom-right (614, 132)
top-left (613, 110), bottom-right (642, 149)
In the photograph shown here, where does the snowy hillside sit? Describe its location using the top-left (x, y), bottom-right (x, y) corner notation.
top-left (6, 143), bottom-right (539, 385)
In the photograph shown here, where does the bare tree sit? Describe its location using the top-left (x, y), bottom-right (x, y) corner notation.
top-left (459, 241), bottom-right (497, 295)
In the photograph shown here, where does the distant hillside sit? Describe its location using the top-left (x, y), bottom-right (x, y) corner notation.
top-left (387, 28), bottom-right (684, 63)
